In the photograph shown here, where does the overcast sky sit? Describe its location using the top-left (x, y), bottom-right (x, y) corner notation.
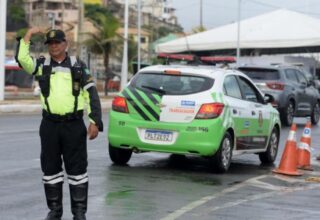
top-left (171, 0), bottom-right (320, 32)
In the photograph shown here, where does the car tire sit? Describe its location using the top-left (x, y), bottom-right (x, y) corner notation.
top-left (280, 101), bottom-right (294, 126)
top-left (209, 132), bottom-right (233, 173)
top-left (311, 102), bottom-right (320, 125)
top-left (259, 127), bottom-right (279, 164)
top-left (109, 144), bottom-right (132, 165)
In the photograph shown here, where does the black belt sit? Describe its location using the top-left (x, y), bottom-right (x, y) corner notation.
top-left (42, 110), bottom-right (83, 122)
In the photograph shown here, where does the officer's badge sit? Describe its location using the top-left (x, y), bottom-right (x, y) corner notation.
top-left (49, 31), bottom-right (55, 38)
top-left (74, 82), bottom-right (80, 91)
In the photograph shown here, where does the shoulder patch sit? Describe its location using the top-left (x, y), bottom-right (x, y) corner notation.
top-left (84, 68), bottom-right (90, 75)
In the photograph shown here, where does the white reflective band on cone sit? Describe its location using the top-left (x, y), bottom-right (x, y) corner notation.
top-left (298, 142), bottom-right (311, 152)
top-left (287, 131), bottom-right (296, 141)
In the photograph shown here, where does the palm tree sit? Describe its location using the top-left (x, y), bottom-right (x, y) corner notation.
top-left (84, 4), bottom-right (120, 93)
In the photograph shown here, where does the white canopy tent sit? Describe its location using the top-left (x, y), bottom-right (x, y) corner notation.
top-left (156, 9), bottom-right (320, 54)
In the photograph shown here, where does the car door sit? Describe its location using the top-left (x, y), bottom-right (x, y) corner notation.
top-left (236, 76), bottom-right (270, 150)
top-left (223, 75), bottom-right (252, 150)
top-left (295, 69), bottom-right (314, 114)
top-left (284, 69), bottom-right (307, 114)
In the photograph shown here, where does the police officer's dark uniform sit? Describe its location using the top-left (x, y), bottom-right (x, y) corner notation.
top-left (16, 29), bottom-right (103, 220)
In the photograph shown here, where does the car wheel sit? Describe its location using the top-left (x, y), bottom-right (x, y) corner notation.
top-left (311, 102), bottom-right (320, 125)
top-left (281, 101), bottom-right (294, 126)
top-left (259, 127), bottom-right (279, 164)
top-left (109, 144), bottom-right (132, 165)
top-left (209, 132), bottom-right (233, 173)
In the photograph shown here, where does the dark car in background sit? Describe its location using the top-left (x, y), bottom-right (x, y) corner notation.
top-left (237, 65), bottom-right (320, 126)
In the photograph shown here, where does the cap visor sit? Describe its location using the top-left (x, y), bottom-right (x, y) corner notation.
top-left (44, 39), bottom-right (65, 44)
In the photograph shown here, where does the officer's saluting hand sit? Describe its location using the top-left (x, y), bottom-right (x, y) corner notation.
top-left (16, 27), bottom-right (104, 220)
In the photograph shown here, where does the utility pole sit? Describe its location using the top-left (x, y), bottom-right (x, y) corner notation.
top-left (120, 0), bottom-right (129, 90)
top-left (78, 0), bottom-right (84, 50)
top-left (236, 0), bottom-right (242, 66)
top-left (0, 0), bottom-right (7, 101)
top-left (200, 0), bottom-right (203, 29)
top-left (137, 0), bottom-right (141, 72)
top-left (61, 0), bottom-right (65, 30)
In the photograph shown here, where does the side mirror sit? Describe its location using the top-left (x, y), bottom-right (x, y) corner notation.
top-left (313, 79), bottom-right (320, 89)
top-left (264, 94), bottom-right (274, 104)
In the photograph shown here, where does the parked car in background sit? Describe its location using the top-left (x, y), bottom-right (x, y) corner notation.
top-left (108, 65), bottom-right (281, 173)
top-left (237, 65), bottom-right (320, 126)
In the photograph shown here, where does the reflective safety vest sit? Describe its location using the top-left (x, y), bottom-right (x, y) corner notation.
top-left (35, 56), bottom-right (82, 115)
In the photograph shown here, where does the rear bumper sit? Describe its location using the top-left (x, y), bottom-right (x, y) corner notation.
top-left (108, 111), bottom-right (226, 156)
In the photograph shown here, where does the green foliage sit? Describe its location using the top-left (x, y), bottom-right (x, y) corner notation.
top-left (16, 28), bottom-right (28, 38)
top-left (157, 26), bottom-right (173, 38)
top-left (192, 26), bottom-right (207, 34)
top-left (84, 4), bottom-right (120, 75)
top-left (85, 4), bottom-right (114, 23)
top-left (8, 0), bottom-right (25, 21)
top-left (7, 0), bottom-right (27, 31)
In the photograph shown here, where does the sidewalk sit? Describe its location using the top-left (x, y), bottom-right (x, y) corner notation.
top-left (0, 92), bottom-right (115, 114)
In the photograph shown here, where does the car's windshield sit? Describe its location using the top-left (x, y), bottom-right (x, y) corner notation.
top-left (131, 72), bottom-right (214, 95)
top-left (239, 68), bottom-right (280, 80)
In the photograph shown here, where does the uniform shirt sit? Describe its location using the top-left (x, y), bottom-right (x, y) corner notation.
top-left (16, 38), bottom-right (103, 130)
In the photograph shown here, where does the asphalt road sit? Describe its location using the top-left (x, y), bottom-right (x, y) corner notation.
top-left (1, 114), bottom-right (320, 220)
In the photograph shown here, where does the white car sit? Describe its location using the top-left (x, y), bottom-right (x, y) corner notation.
top-left (108, 65), bottom-right (281, 173)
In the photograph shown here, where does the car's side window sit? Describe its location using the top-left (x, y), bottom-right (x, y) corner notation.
top-left (238, 76), bottom-right (261, 103)
top-left (295, 70), bottom-right (308, 85)
top-left (223, 75), bottom-right (242, 99)
top-left (285, 69), bottom-right (298, 83)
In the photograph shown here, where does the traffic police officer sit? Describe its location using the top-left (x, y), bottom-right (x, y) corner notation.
top-left (16, 27), bottom-right (103, 220)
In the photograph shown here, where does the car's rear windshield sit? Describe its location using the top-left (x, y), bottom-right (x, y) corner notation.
top-left (130, 72), bottom-right (214, 95)
top-left (238, 68), bottom-right (280, 80)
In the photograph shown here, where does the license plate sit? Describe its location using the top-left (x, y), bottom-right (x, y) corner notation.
top-left (145, 130), bottom-right (173, 142)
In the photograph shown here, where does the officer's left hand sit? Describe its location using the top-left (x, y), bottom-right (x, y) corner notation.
top-left (88, 123), bottom-right (99, 140)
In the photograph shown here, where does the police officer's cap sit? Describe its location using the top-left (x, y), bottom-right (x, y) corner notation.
top-left (44, 29), bottom-right (66, 44)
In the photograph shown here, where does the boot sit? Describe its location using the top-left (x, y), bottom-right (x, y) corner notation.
top-left (44, 183), bottom-right (63, 220)
top-left (70, 182), bottom-right (88, 220)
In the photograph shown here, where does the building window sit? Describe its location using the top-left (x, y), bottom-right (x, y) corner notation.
top-left (140, 37), bottom-right (146, 43)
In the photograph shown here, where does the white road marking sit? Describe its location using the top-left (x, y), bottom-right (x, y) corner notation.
top-left (160, 174), bottom-right (320, 220)
top-left (0, 129), bottom-right (38, 134)
top-left (160, 175), bottom-right (268, 220)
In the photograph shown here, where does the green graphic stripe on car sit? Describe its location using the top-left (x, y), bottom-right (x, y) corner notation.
top-left (152, 93), bottom-right (162, 103)
top-left (144, 91), bottom-right (159, 106)
top-left (122, 89), bottom-right (151, 121)
top-left (136, 89), bottom-right (161, 115)
top-left (128, 87), bottom-right (160, 121)
top-left (126, 88), bottom-right (158, 121)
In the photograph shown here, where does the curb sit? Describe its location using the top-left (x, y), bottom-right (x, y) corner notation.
top-left (0, 101), bottom-right (112, 114)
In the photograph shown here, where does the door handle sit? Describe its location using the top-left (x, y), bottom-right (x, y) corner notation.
top-left (252, 111), bottom-right (256, 115)
top-left (233, 109), bottom-right (237, 114)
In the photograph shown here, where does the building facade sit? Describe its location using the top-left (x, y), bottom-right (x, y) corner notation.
top-left (114, 0), bottom-right (177, 25)
top-left (24, 0), bottom-right (79, 29)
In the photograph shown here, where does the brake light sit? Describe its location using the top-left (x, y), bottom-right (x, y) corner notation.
top-left (164, 70), bottom-right (181, 75)
top-left (112, 96), bottom-right (129, 113)
top-left (266, 82), bottom-right (285, 90)
top-left (195, 103), bottom-right (224, 119)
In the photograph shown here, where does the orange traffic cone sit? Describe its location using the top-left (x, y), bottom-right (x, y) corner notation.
top-left (297, 121), bottom-right (313, 170)
top-left (273, 123), bottom-right (302, 176)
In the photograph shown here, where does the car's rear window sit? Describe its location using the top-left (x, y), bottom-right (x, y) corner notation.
top-left (238, 68), bottom-right (280, 80)
top-left (131, 72), bottom-right (214, 95)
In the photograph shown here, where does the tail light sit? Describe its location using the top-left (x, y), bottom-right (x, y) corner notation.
top-left (112, 96), bottom-right (129, 113)
top-left (195, 103), bottom-right (224, 119)
top-left (266, 82), bottom-right (285, 90)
